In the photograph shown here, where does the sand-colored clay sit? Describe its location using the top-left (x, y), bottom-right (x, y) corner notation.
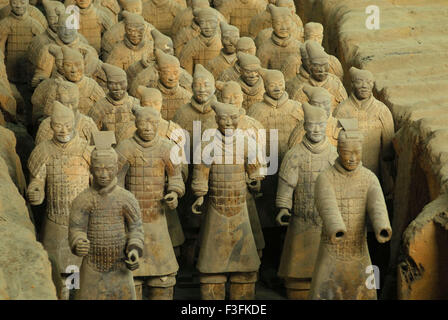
top-left (141, 0), bottom-right (183, 37)
top-left (216, 0), bottom-right (265, 37)
top-left (0, 2), bottom-right (47, 29)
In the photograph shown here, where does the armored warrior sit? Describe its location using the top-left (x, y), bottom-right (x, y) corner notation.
top-left (0, 0), bottom-right (47, 28)
top-left (247, 0), bottom-right (276, 38)
top-left (179, 7), bottom-right (222, 75)
top-left (310, 119), bottom-right (392, 300)
top-left (205, 22), bottom-right (239, 80)
top-left (69, 131), bottom-right (144, 300)
top-left (141, 0), bottom-right (183, 37)
top-left (236, 52), bottom-right (265, 112)
top-left (218, 37), bottom-right (257, 83)
top-left (65, 0), bottom-right (121, 22)
top-left (256, 5), bottom-right (301, 74)
top-left (287, 41), bottom-right (347, 112)
top-left (105, 11), bottom-right (154, 73)
top-left (276, 102), bottom-right (337, 299)
top-left (333, 67), bottom-right (395, 196)
top-left (191, 101), bottom-right (264, 300)
top-left (216, 0), bottom-right (265, 37)
top-left (27, 102), bottom-right (92, 298)
top-left (89, 63), bottom-right (139, 140)
top-left (116, 107), bottom-right (184, 300)
top-left (283, 42), bottom-right (309, 87)
top-left (36, 80), bottom-right (98, 145)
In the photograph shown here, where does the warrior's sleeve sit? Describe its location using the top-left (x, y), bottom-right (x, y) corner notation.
top-left (33, 48), bottom-right (54, 82)
top-left (179, 42), bottom-right (194, 75)
top-left (115, 140), bottom-right (131, 187)
top-left (314, 170), bottom-right (347, 243)
top-left (99, 9), bottom-right (115, 33)
top-left (35, 119), bottom-right (52, 145)
top-left (245, 135), bottom-right (265, 181)
top-left (88, 101), bottom-right (106, 130)
top-left (276, 147), bottom-right (299, 210)
top-left (335, 79), bottom-right (348, 104)
top-left (329, 55), bottom-right (344, 81)
top-left (69, 191), bottom-right (91, 252)
top-left (216, 0), bottom-right (231, 21)
top-left (191, 153), bottom-right (210, 197)
top-left (366, 173), bottom-right (392, 243)
top-left (81, 116), bottom-right (100, 145)
top-left (256, 45), bottom-right (270, 69)
top-left (287, 123), bottom-right (304, 149)
top-left (0, 20), bottom-right (10, 54)
top-left (163, 141), bottom-right (186, 197)
top-left (122, 192), bottom-right (145, 257)
top-left (27, 144), bottom-right (47, 204)
top-left (379, 104), bottom-right (395, 161)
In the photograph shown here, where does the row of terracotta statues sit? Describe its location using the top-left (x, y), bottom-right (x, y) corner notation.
top-left (0, 0), bottom-right (396, 300)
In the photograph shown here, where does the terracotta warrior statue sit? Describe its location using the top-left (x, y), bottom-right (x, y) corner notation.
top-left (69, 131), bottom-right (144, 300)
top-left (70, 0), bottom-right (114, 54)
top-left (179, 7), bottom-right (222, 75)
top-left (256, 4), bottom-right (301, 73)
top-left (247, 0), bottom-right (276, 38)
top-left (65, 0), bottom-right (121, 23)
top-left (333, 67), bottom-right (395, 197)
top-left (89, 63), bottom-right (140, 140)
top-left (283, 42), bottom-right (308, 85)
top-left (141, 0), bottom-right (183, 37)
top-left (286, 41), bottom-right (347, 112)
top-left (236, 52), bottom-right (265, 112)
top-left (276, 102), bottom-right (337, 299)
top-left (304, 22), bottom-right (343, 81)
top-left (27, 102), bottom-right (92, 298)
top-left (217, 80), bottom-right (265, 257)
top-left (217, 37), bottom-right (257, 83)
top-left (0, 51), bottom-right (16, 125)
top-left (288, 86), bottom-right (339, 148)
top-left (0, 0), bottom-right (47, 28)
top-left (206, 22), bottom-right (239, 80)
top-left (31, 12), bottom-right (99, 89)
top-left (310, 119), bottom-right (392, 300)
top-left (36, 79), bottom-right (98, 145)
top-left (105, 11), bottom-right (154, 72)
top-left (191, 100), bottom-right (264, 299)
top-left (216, 0), bottom-right (265, 37)
top-left (101, 0), bottom-right (155, 60)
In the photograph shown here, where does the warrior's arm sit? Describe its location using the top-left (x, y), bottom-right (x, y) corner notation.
top-left (27, 147), bottom-right (47, 205)
top-left (380, 106), bottom-right (395, 161)
top-left (164, 144), bottom-right (186, 198)
top-left (115, 142), bottom-right (131, 188)
top-left (68, 193), bottom-right (90, 251)
top-left (123, 194), bottom-right (145, 257)
top-left (276, 149), bottom-right (299, 210)
top-left (0, 22), bottom-right (8, 54)
top-left (367, 174), bottom-right (392, 243)
top-left (191, 163), bottom-right (210, 197)
top-left (314, 171), bottom-right (346, 243)
top-left (179, 44), bottom-right (194, 75)
top-left (244, 134), bottom-right (266, 181)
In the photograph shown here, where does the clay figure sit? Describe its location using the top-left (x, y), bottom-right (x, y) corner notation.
top-left (69, 131), bottom-right (144, 300)
top-left (191, 100), bottom-right (264, 299)
top-left (236, 52), bottom-right (265, 112)
top-left (27, 102), bottom-right (92, 297)
top-left (65, 0), bottom-right (121, 23)
top-left (247, 0), bottom-right (276, 39)
top-left (310, 119), bottom-right (392, 300)
top-left (205, 22), bottom-right (239, 80)
top-left (141, 0), bottom-right (183, 37)
top-left (276, 102), bottom-right (337, 299)
top-left (179, 7), bottom-right (222, 75)
top-left (0, 1), bottom-right (47, 28)
top-left (217, 37), bottom-right (257, 83)
top-left (216, 0), bottom-right (265, 37)
top-left (333, 67), bottom-right (395, 197)
top-left (283, 42), bottom-right (308, 86)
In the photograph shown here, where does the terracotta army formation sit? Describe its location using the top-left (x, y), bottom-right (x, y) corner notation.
top-left (141, 0), bottom-right (183, 37)
top-left (256, 4), bottom-right (301, 73)
top-left (310, 119), bottom-right (392, 300)
top-left (276, 102), bottom-right (337, 299)
top-left (179, 7), bottom-right (222, 75)
top-left (235, 53), bottom-right (265, 112)
top-left (304, 22), bottom-right (343, 81)
top-left (105, 11), bottom-right (154, 72)
top-left (69, 131), bottom-right (144, 300)
top-left (217, 37), bottom-right (257, 83)
top-left (191, 100), bottom-right (264, 300)
top-left (27, 102), bottom-right (92, 298)
top-left (205, 22), bottom-right (239, 80)
top-left (35, 79), bottom-right (98, 145)
top-left (71, 0), bottom-right (114, 54)
top-left (216, 0), bottom-right (265, 37)
top-left (333, 67), bottom-right (395, 197)
top-left (88, 63), bottom-right (139, 140)
top-left (286, 41), bottom-right (347, 112)
top-left (0, 0), bottom-right (47, 28)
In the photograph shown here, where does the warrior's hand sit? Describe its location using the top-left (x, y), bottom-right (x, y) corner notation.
top-left (27, 186), bottom-right (43, 205)
top-left (75, 238), bottom-right (90, 257)
top-left (192, 196), bottom-right (204, 215)
top-left (247, 179), bottom-right (261, 193)
top-left (125, 249), bottom-right (139, 271)
top-left (164, 192), bottom-right (178, 210)
top-left (376, 227), bottom-right (392, 244)
top-left (276, 208), bottom-right (291, 226)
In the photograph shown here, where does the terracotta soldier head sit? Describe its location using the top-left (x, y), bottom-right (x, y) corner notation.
top-left (57, 12), bottom-right (79, 45)
top-left (276, 0), bottom-right (296, 18)
top-left (300, 42), bottom-right (310, 72)
top-left (55, 79), bottom-right (80, 114)
top-left (192, 64), bottom-right (215, 103)
top-left (121, 0), bottom-right (143, 14)
top-left (259, 68), bottom-right (285, 100)
top-left (42, 0), bottom-right (65, 33)
top-left (102, 63), bottom-right (127, 100)
top-left (51, 101), bottom-right (76, 143)
top-left (303, 102), bottom-right (327, 143)
top-left (194, 7), bottom-right (219, 38)
top-left (75, 0), bottom-right (93, 10)
top-left (134, 106), bottom-right (160, 142)
top-left (304, 22), bottom-right (324, 45)
top-left (303, 86), bottom-right (332, 117)
top-left (337, 118), bottom-right (364, 171)
top-left (122, 11), bottom-right (146, 46)
top-left (237, 37), bottom-right (256, 55)
top-left (10, 0), bottom-right (28, 16)
top-left (220, 22), bottom-right (240, 55)
top-left (61, 46), bottom-right (85, 83)
top-left (306, 40), bottom-right (329, 82)
top-left (238, 52), bottom-right (261, 86)
top-left (136, 86), bottom-right (163, 110)
top-left (48, 44), bottom-right (64, 75)
top-left (268, 4), bottom-right (293, 39)
top-left (155, 48), bottom-right (181, 89)
top-left (91, 131), bottom-right (118, 188)
top-left (152, 29), bottom-right (174, 55)
top-left (349, 67), bottom-right (374, 101)
top-left (212, 100), bottom-right (241, 135)
top-left (216, 80), bottom-right (244, 109)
